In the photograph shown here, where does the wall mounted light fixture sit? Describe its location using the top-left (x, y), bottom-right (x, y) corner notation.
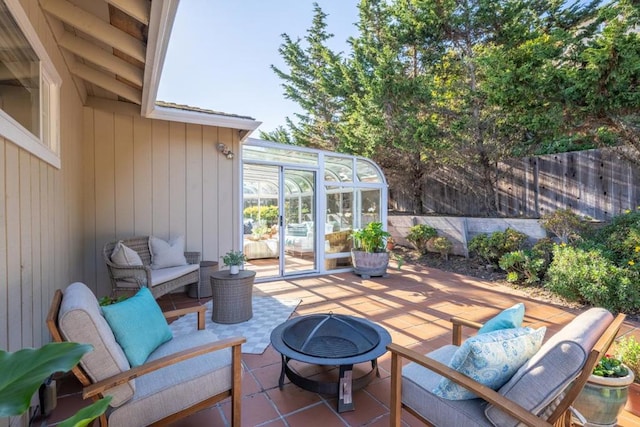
top-left (217, 143), bottom-right (234, 159)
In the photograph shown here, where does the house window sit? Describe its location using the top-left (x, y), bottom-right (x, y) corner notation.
top-left (0, 0), bottom-right (61, 168)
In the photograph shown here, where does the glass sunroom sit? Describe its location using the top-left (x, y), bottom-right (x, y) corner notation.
top-left (242, 138), bottom-right (388, 280)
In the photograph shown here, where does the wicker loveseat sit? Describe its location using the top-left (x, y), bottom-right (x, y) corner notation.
top-left (103, 236), bottom-right (200, 298)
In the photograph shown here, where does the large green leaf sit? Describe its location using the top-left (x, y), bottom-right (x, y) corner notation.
top-left (0, 342), bottom-right (92, 417)
top-left (58, 396), bottom-right (111, 427)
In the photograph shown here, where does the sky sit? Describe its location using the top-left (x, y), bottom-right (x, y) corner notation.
top-left (157, 1), bottom-right (360, 134)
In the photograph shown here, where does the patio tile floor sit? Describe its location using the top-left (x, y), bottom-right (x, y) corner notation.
top-left (44, 264), bottom-right (640, 426)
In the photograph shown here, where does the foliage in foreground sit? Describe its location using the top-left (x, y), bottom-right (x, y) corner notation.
top-left (0, 342), bottom-right (110, 426)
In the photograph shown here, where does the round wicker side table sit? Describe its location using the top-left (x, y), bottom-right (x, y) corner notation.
top-left (188, 261), bottom-right (219, 299)
top-left (210, 270), bottom-right (256, 324)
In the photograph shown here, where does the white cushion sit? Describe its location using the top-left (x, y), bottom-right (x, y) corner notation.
top-left (111, 241), bottom-right (143, 266)
top-left (149, 236), bottom-right (187, 269)
top-left (432, 327), bottom-right (546, 400)
top-left (150, 264), bottom-right (199, 286)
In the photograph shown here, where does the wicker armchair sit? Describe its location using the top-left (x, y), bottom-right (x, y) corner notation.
top-left (103, 236), bottom-right (200, 298)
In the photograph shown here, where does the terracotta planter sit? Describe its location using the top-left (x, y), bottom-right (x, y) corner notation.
top-left (574, 369), bottom-right (635, 427)
top-left (625, 382), bottom-right (640, 417)
top-left (351, 250), bottom-right (389, 279)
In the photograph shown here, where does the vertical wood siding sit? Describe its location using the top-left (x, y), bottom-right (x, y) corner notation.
top-left (0, 0), bottom-right (85, 384)
top-left (84, 108), bottom-right (241, 297)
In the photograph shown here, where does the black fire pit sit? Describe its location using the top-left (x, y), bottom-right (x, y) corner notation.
top-left (270, 314), bottom-right (391, 412)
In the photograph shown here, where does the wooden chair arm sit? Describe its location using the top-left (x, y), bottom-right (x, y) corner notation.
top-left (387, 343), bottom-right (553, 427)
top-left (84, 336), bottom-right (246, 399)
top-left (449, 316), bottom-right (483, 346)
top-left (164, 305), bottom-right (207, 330)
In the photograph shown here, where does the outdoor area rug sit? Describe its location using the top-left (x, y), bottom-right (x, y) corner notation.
top-left (169, 296), bottom-right (301, 354)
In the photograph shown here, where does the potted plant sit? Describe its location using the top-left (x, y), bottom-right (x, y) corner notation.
top-left (221, 250), bottom-right (246, 275)
top-left (573, 354), bottom-right (635, 426)
top-left (350, 222), bottom-right (391, 278)
top-left (616, 336), bottom-right (640, 416)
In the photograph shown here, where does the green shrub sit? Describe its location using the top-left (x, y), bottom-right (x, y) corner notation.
top-left (539, 208), bottom-right (587, 244)
top-left (243, 205), bottom-right (279, 225)
top-left (468, 228), bottom-right (528, 265)
top-left (590, 209), bottom-right (640, 267)
top-left (407, 224), bottom-right (437, 255)
top-left (545, 244), bottom-right (640, 313)
top-left (432, 236), bottom-right (452, 260)
top-left (616, 336), bottom-right (640, 379)
top-left (499, 249), bottom-right (546, 285)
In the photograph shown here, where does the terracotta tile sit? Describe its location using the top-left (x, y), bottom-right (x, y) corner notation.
top-left (252, 362), bottom-right (289, 390)
top-left (242, 369), bottom-right (263, 396)
top-left (284, 402), bottom-right (344, 427)
top-left (169, 406), bottom-right (226, 427)
top-left (266, 383), bottom-right (322, 416)
top-left (323, 389), bottom-right (387, 425)
top-left (365, 376), bottom-right (391, 407)
top-left (220, 393), bottom-right (280, 426)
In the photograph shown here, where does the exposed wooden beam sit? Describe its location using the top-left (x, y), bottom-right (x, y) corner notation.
top-left (71, 62), bottom-right (142, 104)
top-left (86, 96), bottom-right (141, 116)
top-left (40, 0), bottom-right (145, 63)
top-left (59, 32), bottom-right (143, 86)
top-left (105, 0), bottom-right (150, 25)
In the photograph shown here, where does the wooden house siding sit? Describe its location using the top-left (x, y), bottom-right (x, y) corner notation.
top-left (0, 0), bottom-right (85, 374)
top-left (83, 107), bottom-right (241, 297)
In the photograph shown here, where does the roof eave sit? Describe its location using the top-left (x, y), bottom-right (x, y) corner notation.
top-left (141, 0), bottom-right (178, 118)
top-left (140, 0), bottom-right (261, 133)
top-left (148, 105), bottom-right (262, 132)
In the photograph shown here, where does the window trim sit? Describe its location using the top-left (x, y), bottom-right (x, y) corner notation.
top-left (1, 0), bottom-right (62, 169)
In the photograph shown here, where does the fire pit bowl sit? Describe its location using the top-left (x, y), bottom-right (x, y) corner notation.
top-left (282, 313), bottom-right (380, 358)
top-left (270, 313), bottom-right (391, 412)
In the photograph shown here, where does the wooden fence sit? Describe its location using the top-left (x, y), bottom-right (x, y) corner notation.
top-left (388, 148), bottom-right (640, 221)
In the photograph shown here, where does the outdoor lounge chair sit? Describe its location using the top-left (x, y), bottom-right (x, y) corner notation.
top-left (387, 307), bottom-right (625, 427)
top-left (46, 282), bottom-right (245, 427)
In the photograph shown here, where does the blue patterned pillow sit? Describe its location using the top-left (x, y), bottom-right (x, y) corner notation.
top-left (477, 303), bottom-right (525, 334)
top-left (432, 327), bottom-right (546, 400)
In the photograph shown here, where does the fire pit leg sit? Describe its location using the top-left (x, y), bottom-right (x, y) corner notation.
top-left (278, 355), bottom-right (287, 389)
top-left (338, 364), bottom-right (355, 412)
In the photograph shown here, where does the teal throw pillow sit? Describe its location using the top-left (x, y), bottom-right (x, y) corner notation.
top-left (102, 287), bottom-right (173, 367)
top-left (432, 327), bottom-right (546, 400)
top-left (433, 327), bottom-right (545, 400)
top-left (477, 303), bottom-right (525, 334)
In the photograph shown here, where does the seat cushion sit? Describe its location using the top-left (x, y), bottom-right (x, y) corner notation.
top-left (477, 303), bottom-right (525, 334)
top-left (101, 287), bottom-right (173, 367)
top-left (402, 345), bottom-right (494, 427)
top-left (107, 330), bottom-right (234, 427)
top-left (433, 327), bottom-right (545, 400)
top-left (58, 282), bottom-right (134, 407)
top-left (485, 307), bottom-right (614, 427)
top-left (149, 263), bottom-right (199, 286)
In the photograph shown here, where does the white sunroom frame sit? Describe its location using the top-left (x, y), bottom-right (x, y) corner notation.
top-left (242, 138), bottom-right (389, 278)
